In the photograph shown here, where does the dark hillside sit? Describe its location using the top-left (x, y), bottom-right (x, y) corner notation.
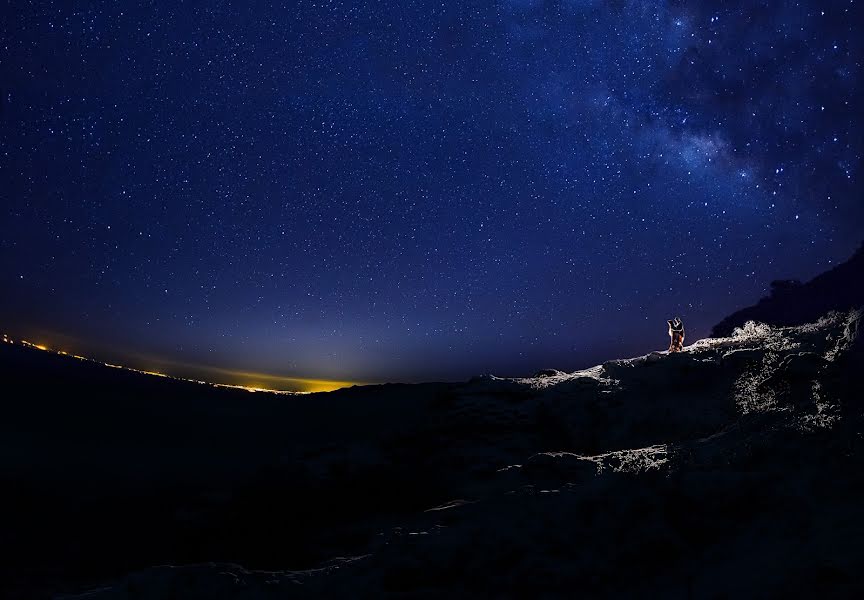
top-left (712, 242), bottom-right (864, 337)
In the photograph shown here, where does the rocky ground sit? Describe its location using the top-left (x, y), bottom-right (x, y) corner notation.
top-left (2, 310), bottom-right (863, 598)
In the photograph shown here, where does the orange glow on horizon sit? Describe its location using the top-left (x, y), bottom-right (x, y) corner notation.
top-left (5, 335), bottom-right (362, 393)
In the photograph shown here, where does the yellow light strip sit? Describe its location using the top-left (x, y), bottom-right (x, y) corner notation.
top-left (3, 336), bottom-right (357, 393)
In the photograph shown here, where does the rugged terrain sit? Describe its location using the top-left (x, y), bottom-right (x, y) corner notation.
top-left (712, 242), bottom-right (864, 337)
top-left (2, 307), bottom-right (862, 598)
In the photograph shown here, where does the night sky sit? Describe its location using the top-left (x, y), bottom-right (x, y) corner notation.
top-left (1, 1), bottom-right (861, 387)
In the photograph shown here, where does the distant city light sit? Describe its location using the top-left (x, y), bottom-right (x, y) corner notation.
top-left (3, 337), bottom-right (356, 393)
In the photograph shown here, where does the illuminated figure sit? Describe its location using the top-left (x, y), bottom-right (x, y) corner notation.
top-left (667, 317), bottom-right (685, 353)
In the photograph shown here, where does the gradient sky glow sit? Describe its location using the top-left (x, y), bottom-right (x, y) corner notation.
top-left (1, 0), bottom-right (861, 385)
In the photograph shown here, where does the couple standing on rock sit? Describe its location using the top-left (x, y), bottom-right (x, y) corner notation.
top-left (667, 317), bottom-right (685, 353)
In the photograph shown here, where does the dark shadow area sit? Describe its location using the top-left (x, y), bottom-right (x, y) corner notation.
top-left (2, 297), bottom-right (864, 598)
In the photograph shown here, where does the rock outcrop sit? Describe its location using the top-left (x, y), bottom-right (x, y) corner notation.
top-left (712, 242), bottom-right (864, 337)
top-left (24, 308), bottom-right (861, 599)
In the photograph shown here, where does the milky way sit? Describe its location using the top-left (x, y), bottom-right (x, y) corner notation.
top-left (1, 0), bottom-right (861, 382)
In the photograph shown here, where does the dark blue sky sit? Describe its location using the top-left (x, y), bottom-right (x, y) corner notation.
top-left (1, 0), bottom-right (861, 385)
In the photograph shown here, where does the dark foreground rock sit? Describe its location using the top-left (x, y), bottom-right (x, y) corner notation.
top-left (2, 310), bottom-right (863, 598)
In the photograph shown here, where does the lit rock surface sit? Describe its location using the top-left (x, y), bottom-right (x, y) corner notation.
top-left (4, 311), bottom-right (863, 598)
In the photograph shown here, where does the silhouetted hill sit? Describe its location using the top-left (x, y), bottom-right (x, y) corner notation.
top-left (712, 242), bottom-right (864, 337)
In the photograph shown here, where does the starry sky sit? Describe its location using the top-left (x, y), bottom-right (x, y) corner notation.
top-left (1, 0), bottom-right (861, 387)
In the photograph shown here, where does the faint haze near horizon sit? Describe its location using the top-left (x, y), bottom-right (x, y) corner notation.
top-left (1, 1), bottom-right (860, 381)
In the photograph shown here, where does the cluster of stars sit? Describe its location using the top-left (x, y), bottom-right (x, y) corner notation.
top-left (0, 0), bottom-right (860, 381)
